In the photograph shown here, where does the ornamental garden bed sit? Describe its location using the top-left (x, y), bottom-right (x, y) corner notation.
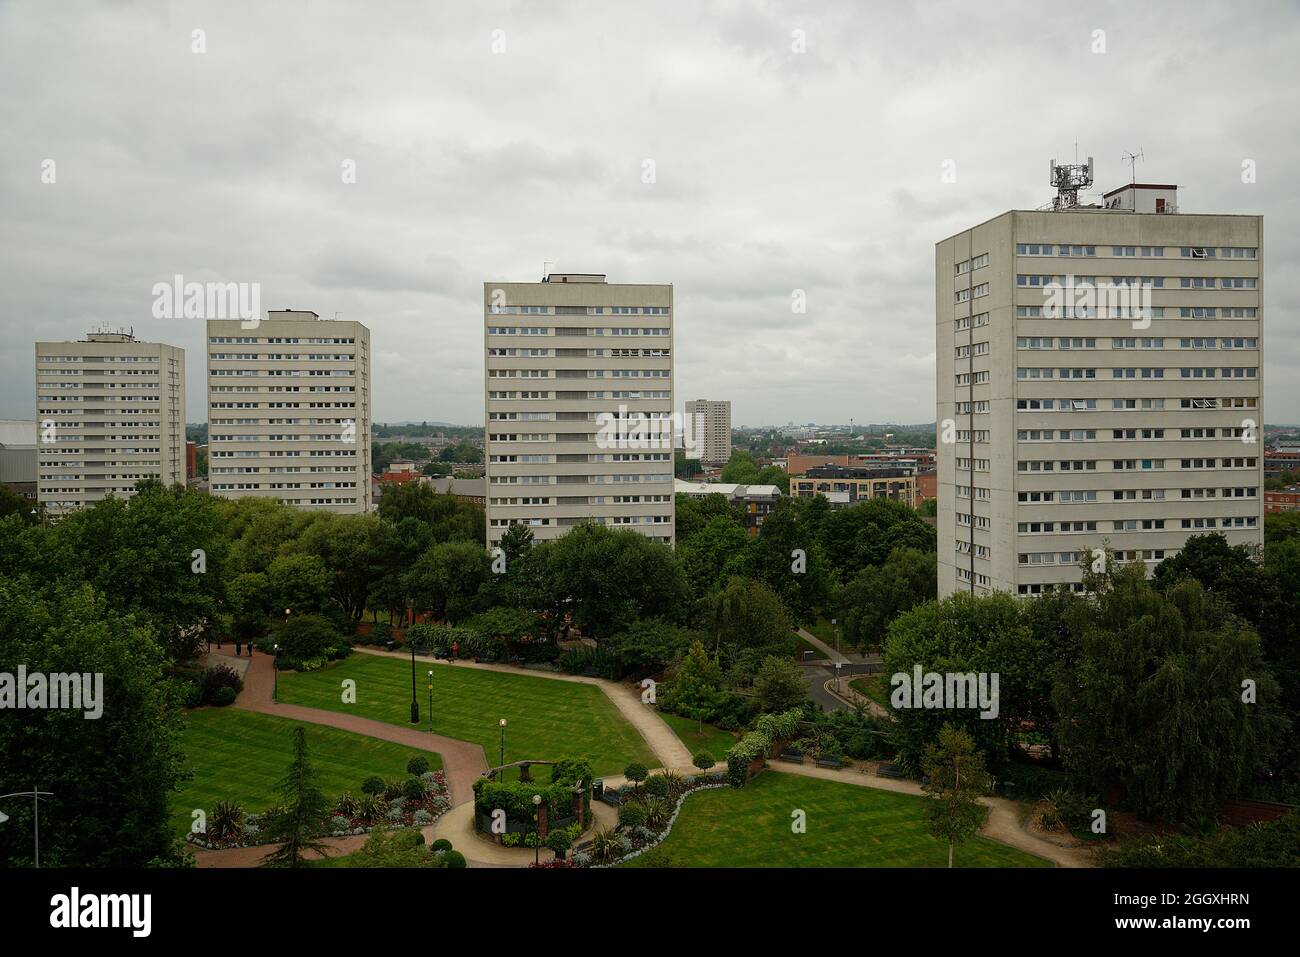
top-left (187, 760), bottom-right (450, 851)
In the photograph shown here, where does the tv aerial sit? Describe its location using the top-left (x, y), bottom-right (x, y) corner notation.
top-left (1122, 148), bottom-right (1145, 184)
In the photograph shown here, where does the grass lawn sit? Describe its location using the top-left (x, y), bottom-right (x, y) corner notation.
top-left (170, 707), bottom-right (438, 837)
top-left (625, 770), bottom-right (1053, 868)
top-left (657, 711), bottom-right (738, 763)
top-left (277, 654), bottom-right (657, 777)
top-left (850, 674), bottom-right (893, 711)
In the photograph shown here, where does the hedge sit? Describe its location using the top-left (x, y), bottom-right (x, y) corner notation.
top-left (725, 708), bottom-right (803, 788)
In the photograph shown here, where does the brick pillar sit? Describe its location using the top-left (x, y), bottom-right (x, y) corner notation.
top-left (572, 792), bottom-right (584, 829)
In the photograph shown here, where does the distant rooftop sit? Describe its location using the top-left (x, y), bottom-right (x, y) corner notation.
top-left (543, 273), bottom-right (606, 284)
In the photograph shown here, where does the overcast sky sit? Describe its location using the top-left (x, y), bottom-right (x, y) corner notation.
top-left (2, 0), bottom-right (1297, 427)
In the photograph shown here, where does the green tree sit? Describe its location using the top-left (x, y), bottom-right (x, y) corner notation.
top-left (261, 726), bottom-right (331, 867)
top-left (1054, 563), bottom-right (1285, 822)
top-left (752, 655), bottom-right (808, 713)
top-left (838, 547), bottom-right (936, 651)
top-left (674, 492), bottom-right (744, 543)
top-left (661, 640), bottom-right (729, 730)
top-left (407, 540), bottom-right (493, 623)
top-left (267, 553), bottom-right (331, 615)
top-left (0, 579), bottom-right (187, 867)
top-left (678, 515), bottom-right (752, 599)
top-left (921, 724), bottom-right (992, 868)
top-left (0, 484), bottom-right (36, 524)
top-left (704, 577), bottom-right (796, 682)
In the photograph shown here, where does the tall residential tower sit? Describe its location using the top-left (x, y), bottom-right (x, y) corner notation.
top-left (206, 309), bottom-right (371, 512)
top-left (483, 273), bottom-right (674, 545)
top-left (937, 176), bottom-right (1263, 597)
top-left (35, 331), bottom-right (186, 515)
top-left (685, 398), bottom-right (732, 465)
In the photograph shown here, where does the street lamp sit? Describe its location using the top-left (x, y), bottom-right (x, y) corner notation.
top-left (0, 789), bottom-right (53, 867)
top-left (499, 718), bottom-right (507, 772)
top-left (409, 638), bottom-right (420, 724)
top-left (835, 660), bottom-right (844, 693)
top-left (427, 670), bottom-right (434, 733)
top-left (273, 644), bottom-right (281, 700)
top-left (532, 793), bottom-right (542, 865)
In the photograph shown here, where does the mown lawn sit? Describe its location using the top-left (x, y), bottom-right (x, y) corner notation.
top-left (276, 654), bottom-right (657, 777)
top-left (625, 770), bottom-right (1053, 868)
top-left (657, 711), bottom-right (737, 764)
top-left (170, 707), bottom-right (438, 837)
top-left (850, 674), bottom-right (893, 711)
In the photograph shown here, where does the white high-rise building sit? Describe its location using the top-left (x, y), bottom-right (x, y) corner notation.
top-left (206, 309), bottom-right (371, 512)
top-left (484, 273), bottom-right (675, 545)
top-left (685, 398), bottom-right (732, 464)
top-left (36, 330), bottom-right (186, 515)
top-left (937, 178), bottom-right (1263, 597)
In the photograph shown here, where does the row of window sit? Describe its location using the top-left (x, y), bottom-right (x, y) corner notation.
top-left (1015, 305), bottom-right (1257, 320)
top-left (1016, 366), bottom-right (1257, 380)
top-left (208, 337), bottom-right (356, 344)
top-left (488, 306), bottom-right (670, 315)
top-left (1015, 396), bottom-right (1257, 412)
top-left (487, 326), bottom-right (670, 336)
top-left (1016, 336), bottom-right (1257, 350)
top-left (1018, 487), bottom-right (1256, 504)
top-left (1018, 457), bottom-right (1257, 472)
top-left (1015, 244), bottom-right (1256, 259)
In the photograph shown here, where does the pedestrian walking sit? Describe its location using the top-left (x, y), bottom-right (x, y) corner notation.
top-left (235, 639), bottom-right (243, 656)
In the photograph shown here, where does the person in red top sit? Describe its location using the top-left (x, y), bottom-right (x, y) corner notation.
top-left (451, 641), bottom-right (459, 661)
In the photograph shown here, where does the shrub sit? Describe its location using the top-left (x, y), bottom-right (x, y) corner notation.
top-left (623, 763), bottom-right (649, 789)
top-left (430, 838), bottom-right (453, 853)
top-left (360, 776), bottom-right (385, 796)
top-left (402, 777), bottom-right (428, 801)
top-left (660, 770), bottom-right (686, 796)
top-left (209, 800), bottom-right (245, 842)
top-left (546, 829), bottom-right (573, 856)
top-left (273, 614), bottom-right (339, 670)
top-left (382, 779), bottom-right (405, 801)
top-left (406, 756), bottom-right (431, 776)
top-left (591, 827), bottom-right (620, 863)
top-left (179, 679), bottom-right (203, 709)
top-left (370, 621), bottom-right (393, 645)
top-left (441, 850), bottom-right (467, 868)
top-left (572, 850), bottom-right (593, 867)
top-left (356, 795), bottom-right (382, 823)
top-left (210, 686), bottom-right (237, 707)
top-left (725, 707), bottom-right (802, 787)
top-left (692, 752), bottom-right (716, 774)
top-left (643, 797), bottom-right (671, 830)
top-left (201, 664), bottom-right (243, 704)
top-left (334, 793), bottom-right (359, 817)
top-left (618, 803), bottom-right (647, 829)
top-left (412, 810), bottom-right (433, 825)
top-left (643, 775), bottom-right (670, 799)
top-left (386, 806), bottom-right (405, 823)
top-left (330, 815), bottom-right (351, 832)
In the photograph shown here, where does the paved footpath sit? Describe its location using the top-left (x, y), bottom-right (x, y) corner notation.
top-left (233, 650), bottom-right (490, 807)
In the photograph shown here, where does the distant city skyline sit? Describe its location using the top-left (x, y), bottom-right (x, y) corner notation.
top-left (3, 1), bottom-right (1297, 425)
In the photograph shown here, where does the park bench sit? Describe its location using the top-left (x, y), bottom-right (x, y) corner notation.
top-left (875, 763), bottom-right (905, 779)
top-left (777, 750), bottom-right (804, 764)
top-left (815, 756), bottom-right (844, 769)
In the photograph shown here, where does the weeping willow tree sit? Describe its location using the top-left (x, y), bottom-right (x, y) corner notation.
top-left (1054, 561), bottom-right (1287, 823)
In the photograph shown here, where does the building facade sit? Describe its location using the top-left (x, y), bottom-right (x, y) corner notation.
top-left (484, 273), bottom-right (674, 545)
top-left (0, 419), bottom-right (38, 505)
top-left (206, 309), bottom-right (372, 512)
top-left (35, 332), bottom-right (185, 515)
top-left (674, 478), bottom-right (780, 534)
top-left (788, 465), bottom-right (917, 508)
top-left (937, 183), bottom-right (1263, 597)
top-left (684, 398), bottom-right (732, 464)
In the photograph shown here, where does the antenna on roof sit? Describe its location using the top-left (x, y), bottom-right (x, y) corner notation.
top-left (1047, 154), bottom-right (1094, 210)
top-left (1122, 148), bottom-right (1144, 185)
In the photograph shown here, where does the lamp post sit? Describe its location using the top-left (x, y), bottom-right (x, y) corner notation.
top-left (409, 637), bottom-right (419, 724)
top-left (532, 793), bottom-right (542, 865)
top-left (499, 718), bottom-right (507, 772)
top-left (427, 670), bottom-right (434, 733)
top-left (835, 660), bottom-right (843, 693)
top-left (0, 790), bottom-right (53, 867)
top-left (273, 644), bottom-right (281, 700)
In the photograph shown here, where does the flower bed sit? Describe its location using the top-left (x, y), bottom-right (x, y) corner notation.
top-left (573, 773), bottom-right (726, 868)
top-left (187, 769), bottom-right (451, 851)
